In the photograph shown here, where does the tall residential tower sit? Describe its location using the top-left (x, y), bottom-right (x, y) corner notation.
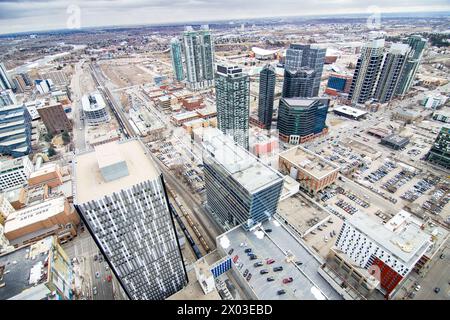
top-left (182, 25), bottom-right (215, 90)
top-left (215, 65), bottom-right (250, 150)
top-left (348, 38), bottom-right (385, 105)
top-left (374, 43), bottom-right (410, 103)
top-left (170, 38), bottom-right (185, 82)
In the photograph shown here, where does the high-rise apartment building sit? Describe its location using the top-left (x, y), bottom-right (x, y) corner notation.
top-left (201, 128), bottom-right (283, 231)
top-left (257, 64), bottom-right (276, 129)
top-left (374, 43), bottom-right (410, 103)
top-left (215, 65), bottom-right (250, 150)
top-left (284, 44), bottom-right (326, 97)
top-left (396, 35), bottom-right (427, 96)
top-left (277, 97), bottom-right (329, 144)
top-left (0, 103), bottom-right (32, 158)
top-left (73, 139), bottom-right (188, 300)
top-left (170, 38), bottom-right (185, 81)
top-left (0, 63), bottom-right (14, 91)
top-left (348, 38), bottom-right (385, 105)
top-left (425, 127), bottom-right (450, 169)
top-left (182, 25), bottom-right (215, 90)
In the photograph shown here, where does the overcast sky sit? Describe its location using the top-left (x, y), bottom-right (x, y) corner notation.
top-left (0, 0), bottom-right (449, 35)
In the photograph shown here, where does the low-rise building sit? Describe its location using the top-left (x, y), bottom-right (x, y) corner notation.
top-left (380, 134), bottom-right (410, 150)
top-left (4, 196), bottom-right (79, 247)
top-left (392, 109), bottom-right (421, 124)
top-left (333, 105), bottom-right (368, 120)
top-left (334, 211), bottom-right (432, 297)
top-left (28, 163), bottom-right (63, 188)
top-left (0, 193), bottom-right (15, 225)
top-left (0, 236), bottom-right (73, 300)
top-left (171, 111), bottom-right (200, 126)
top-left (279, 146), bottom-right (339, 194)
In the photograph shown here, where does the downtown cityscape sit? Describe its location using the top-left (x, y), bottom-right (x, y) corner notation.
top-left (0, 0), bottom-right (449, 307)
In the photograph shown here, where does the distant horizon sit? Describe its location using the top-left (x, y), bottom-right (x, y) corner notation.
top-left (0, 1), bottom-right (449, 36)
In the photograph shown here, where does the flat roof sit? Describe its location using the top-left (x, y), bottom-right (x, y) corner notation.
top-left (334, 105), bottom-right (368, 117)
top-left (348, 212), bottom-right (431, 264)
top-left (279, 146), bottom-right (339, 180)
top-left (0, 237), bottom-right (53, 300)
top-left (4, 197), bottom-right (66, 233)
top-left (252, 47), bottom-right (280, 56)
top-left (82, 92), bottom-right (106, 112)
top-left (172, 111), bottom-right (199, 121)
top-left (202, 128), bottom-right (282, 193)
top-left (381, 134), bottom-right (410, 145)
top-left (217, 220), bottom-right (342, 300)
top-left (74, 139), bottom-right (159, 204)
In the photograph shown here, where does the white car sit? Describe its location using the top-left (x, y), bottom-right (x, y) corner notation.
top-left (415, 285), bottom-right (421, 291)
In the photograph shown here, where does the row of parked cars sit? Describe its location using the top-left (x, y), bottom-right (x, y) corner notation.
top-left (335, 199), bottom-right (358, 215)
top-left (230, 244), bottom-right (297, 296)
top-left (364, 161), bottom-right (397, 183)
top-left (401, 178), bottom-right (436, 202)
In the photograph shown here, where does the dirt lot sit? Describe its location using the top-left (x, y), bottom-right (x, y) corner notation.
top-left (100, 62), bottom-right (153, 87)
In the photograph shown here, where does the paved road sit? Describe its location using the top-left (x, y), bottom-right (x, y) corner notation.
top-left (413, 242), bottom-right (450, 300)
top-left (63, 231), bottom-right (114, 300)
top-left (70, 60), bottom-right (87, 152)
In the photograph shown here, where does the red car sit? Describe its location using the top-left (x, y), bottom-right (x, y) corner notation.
top-left (283, 277), bottom-right (293, 284)
top-left (233, 255), bottom-right (239, 263)
top-left (106, 275), bottom-right (112, 282)
top-left (266, 259), bottom-right (275, 265)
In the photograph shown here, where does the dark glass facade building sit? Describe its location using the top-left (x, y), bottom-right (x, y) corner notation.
top-left (426, 127), bottom-right (450, 169)
top-left (257, 64), bottom-right (276, 129)
top-left (277, 97), bottom-right (329, 143)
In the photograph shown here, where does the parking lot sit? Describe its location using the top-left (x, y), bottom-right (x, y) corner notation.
top-left (218, 219), bottom-right (342, 300)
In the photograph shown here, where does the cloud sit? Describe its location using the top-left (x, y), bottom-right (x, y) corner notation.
top-left (0, 0), bottom-right (449, 34)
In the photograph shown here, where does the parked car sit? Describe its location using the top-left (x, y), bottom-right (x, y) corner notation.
top-left (260, 269), bottom-right (269, 275)
top-left (95, 272), bottom-right (100, 279)
top-left (228, 248), bottom-right (234, 255)
top-left (266, 259), bottom-right (275, 265)
top-left (246, 273), bottom-right (252, 281)
top-left (434, 287), bottom-right (440, 293)
top-left (273, 266), bottom-right (283, 272)
top-left (93, 287), bottom-right (97, 295)
top-left (267, 276), bottom-right (275, 282)
top-left (277, 289), bottom-right (286, 295)
top-left (295, 261), bottom-right (303, 266)
top-left (243, 269), bottom-right (249, 277)
top-left (283, 277), bottom-right (293, 284)
top-left (265, 229), bottom-right (272, 233)
top-left (249, 254), bottom-right (257, 260)
top-left (254, 262), bottom-right (263, 267)
top-left (244, 248), bottom-right (252, 253)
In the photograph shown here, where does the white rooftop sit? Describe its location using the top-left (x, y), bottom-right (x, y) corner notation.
top-left (348, 211), bottom-right (431, 264)
top-left (201, 128), bottom-right (282, 193)
top-left (334, 105), bottom-right (368, 117)
top-left (82, 92), bottom-right (106, 112)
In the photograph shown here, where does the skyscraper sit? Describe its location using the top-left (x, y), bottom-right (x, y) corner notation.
top-left (0, 63), bottom-right (13, 91)
top-left (284, 44), bottom-right (326, 97)
top-left (282, 68), bottom-right (315, 98)
top-left (182, 25), bottom-right (215, 90)
top-left (73, 139), bottom-right (188, 300)
top-left (374, 43), bottom-right (410, 103)
top-left (0, 89), bottom-right (16, 107)
top-left (425, 127), bottom-right (450, 169)
top-left (170, 38), bottom-right (185, 81)
top-left (348, 38), bottom-right (385, 105)
top-left (257, 64), bottom-right (276, 129)
top-left (202, 128), bottom-right (283, 231)
top-left (396, 35), bottom-right (427, 96)
top-left (0, 103), bottom-right (32, 157)
top-left (215, 64), bottom-right (250, 150)
top-left (277, 97), bottom-right (329, 144)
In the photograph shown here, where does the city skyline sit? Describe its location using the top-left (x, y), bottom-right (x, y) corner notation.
top-left (0, 1), bottom-right (450, 35)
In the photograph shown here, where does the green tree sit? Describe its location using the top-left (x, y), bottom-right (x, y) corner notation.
top-left (62, 131), bottom-right (71, 145)
top-left (44, 132), bottom-right (54, 143)
top-left (48, 147), bottom-right (56, 157)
